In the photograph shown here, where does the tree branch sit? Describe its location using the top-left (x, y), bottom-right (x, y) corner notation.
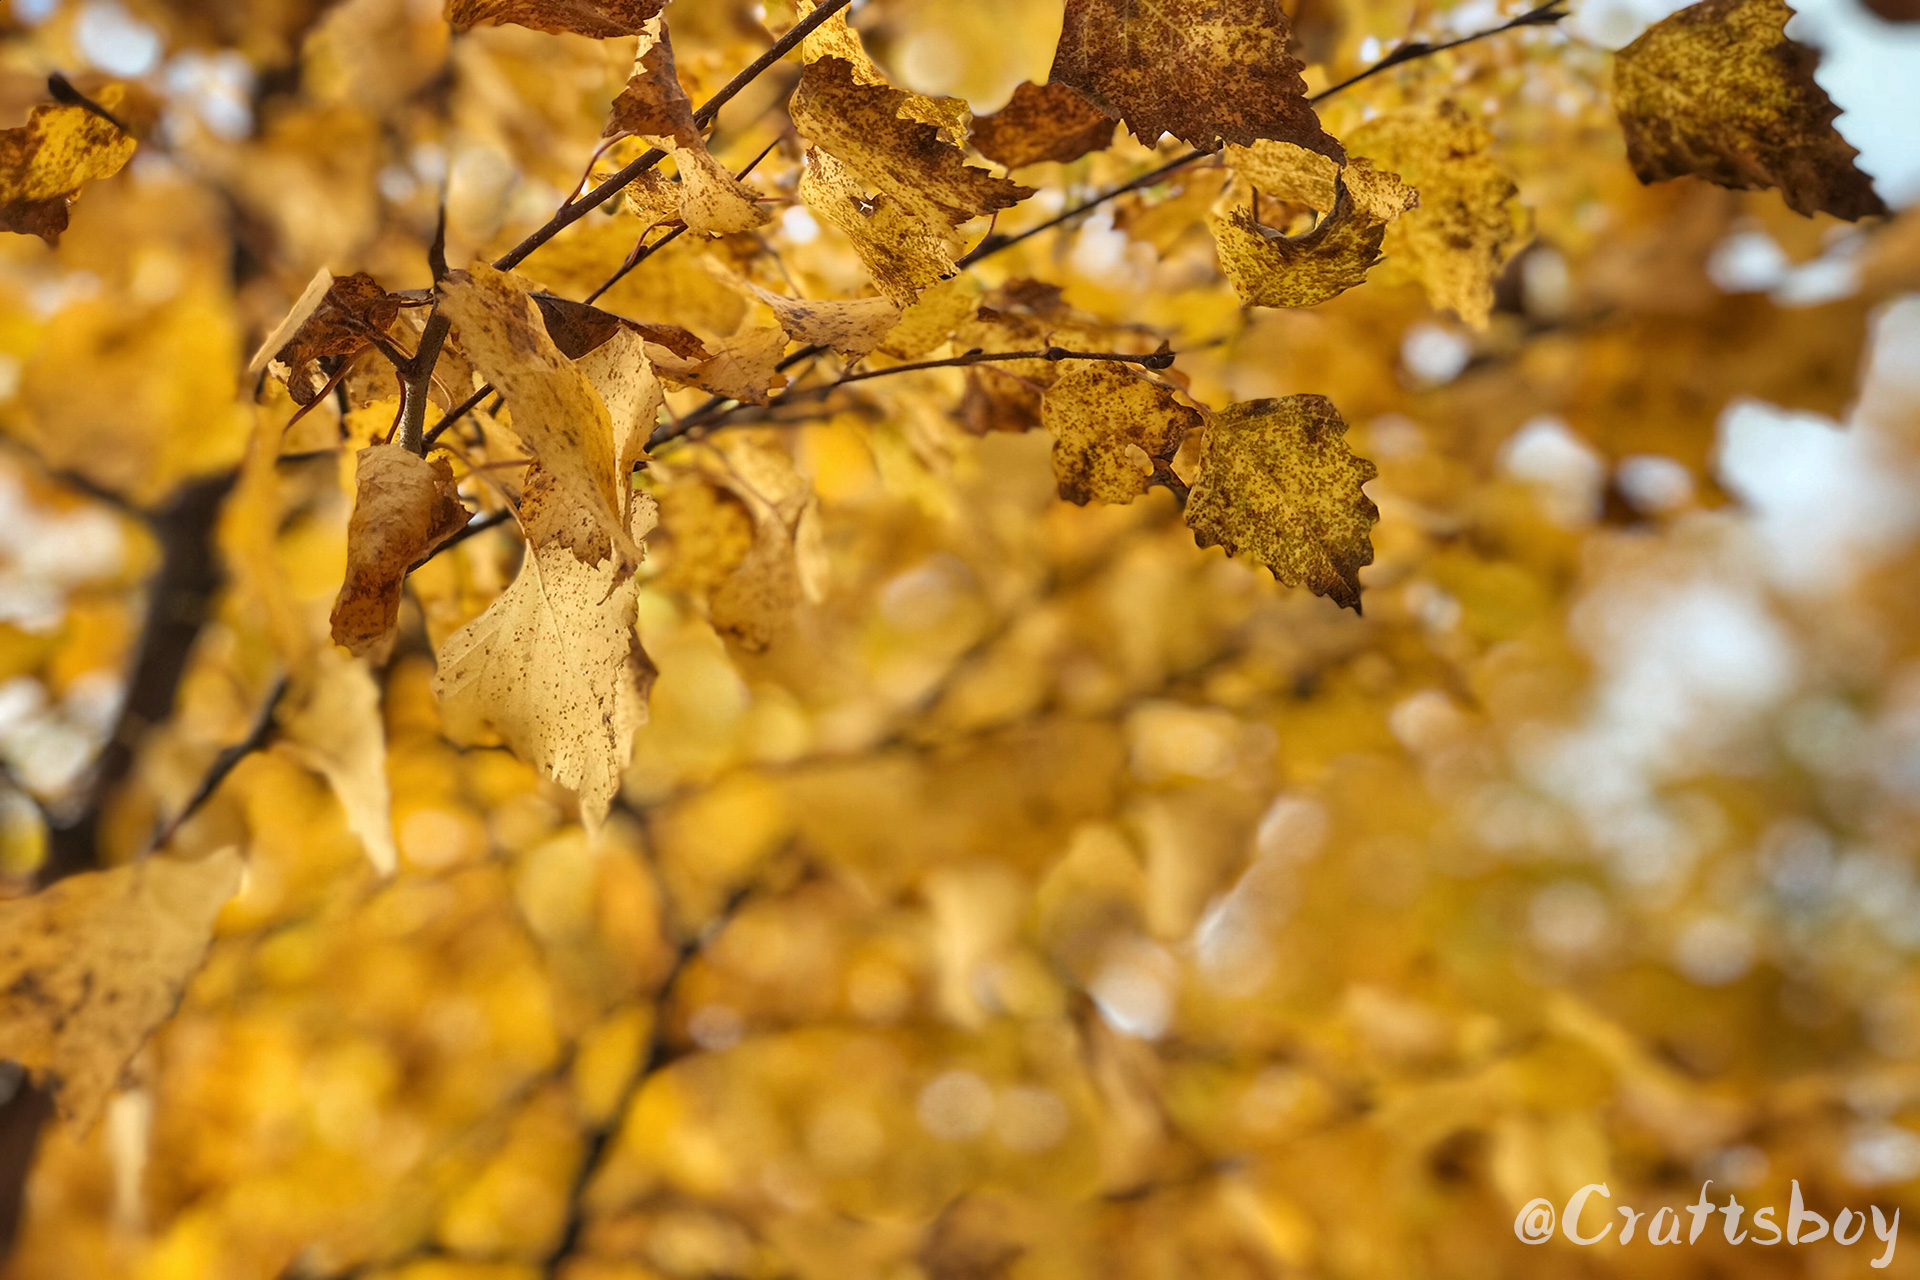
top-left (143, 675), bottom-right (289, 856)
top-left (491, 0), bottom-right (852, 273)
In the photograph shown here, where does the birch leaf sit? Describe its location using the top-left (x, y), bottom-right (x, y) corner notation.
top-left (446, 0), bottom-right (665, 37)
top-left (1043, 361), bottom-right (1200, 505)
top-left (277, 649), bottom-right (398, 876)
top-left (709, 262), bottom-right (902, 359)
top-left (330, 444), bottom-right (471, 662)
top-left (1184, 395), bottom-right (1379, 612)
top-left (706, 439), bottom-right (826, 653)
top-left (1612, 0), bottom-right (1886, 220)
top-left (970, 81), bottom-right (1116, 170)
top-left (798, 148), bottom-right (958, 307)
top-left (1211, 164), bottom-right (1418, 309)
top-left (0, 849), bottom-right (242, 1125)
top-left (673, 326), bottom-right (790, 406)
top-left (0, 84), bottom-right (138, 245)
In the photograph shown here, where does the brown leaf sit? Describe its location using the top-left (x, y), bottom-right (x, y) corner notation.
top-left (250, 268), bottom-right (403, 406)
top-left (790, 57), bottom-right (1034, 231)
top-left (1612, 0), bottom-right (1886, 220)
top-left (433, 519), bottom-right (657, 831)
top-left (0, 849), bottom-right (242, 1125)
top-left (329, 444), bottom-right (471, 662)
top-left (1046, 0), bottom-right (1343, 157)
top-left (1042, 361), bottom-right (1200, 505)
top-left (969, 81), bottom-right (1115, 170)
top-left (1184, 395), bottom-right (1379, 612)
top-left (446, 0), bottom-right (664, 37)
top-left (1211, 163), bottom-right (1418, 309)
top-left (0, 84), bottom-right (138, 245)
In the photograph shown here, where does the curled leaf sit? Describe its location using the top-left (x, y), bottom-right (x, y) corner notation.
top-left (0, 83), bottom-right (138, 244)
top-left (1612, 0), bottom-right (1886, 220)
top-left (329, 444), bottom-right (471, 662)
top-left (970, 81), bottom-right (1116, 170)
top-left (1223, 138), bottom-right (1341, 211)
top-left (1047, 0), bottom-right (1342, 157)
top-left (0, 849), bottom-right (242, 1125)
top-left (1042, 361), bottom-right (1201, 505)
top-left (250, 269), bottom-right (403, 405)
top-left (1184, 395), bottom-right (1379, 612)
top-left (1211, 163), bottom-right (1418, 309)
top-left (798, 148), bottom-right (958, 307)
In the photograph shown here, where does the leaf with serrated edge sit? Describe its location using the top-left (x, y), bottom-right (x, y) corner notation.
top-left (1184, 395), bottom-right (1379, 612)
top-left (1211, 164), bottom-right (1417, 309)
top-left (1042, 361), bottom-right (1201, 504)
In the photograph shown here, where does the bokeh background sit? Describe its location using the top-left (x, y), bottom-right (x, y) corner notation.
top-left (3, 0), bottom-right (1920, 1276)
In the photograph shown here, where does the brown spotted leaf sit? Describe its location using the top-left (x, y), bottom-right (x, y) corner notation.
top-left (446, 0), bottom-right (664, 37)
top-left (1211, 163), bottom-right (1418, 309)
top-left (709, 261), bottom-right (901, 359)
top-left (433, 506), bottom-right (656, 832)
top-left (249, 268), bottom-right (404, 406)
top-left (673, 325), bottom-right (789, 406)
top-left (970, 81), bottom-right (1116, 170)
top-left (1042, 361), bottom-right (1201, 505)
top-left (790, 57), bottom-right (1033, 231)
top-left (438, 264), bottom-right (639, 568)
top-left (1184, 395), bottom-right (1379, 612)
top-left (0, 849), bottom-right (242, 1125)
top-left (797, 148), bottom-right (958, 307)
top-left (329, 445), bottom-right (470, 663)
top-left (1346, 102), bottom-right (1529, 328)
top-left (1612, 0), bottom-right (1886, 220)
top-left (1223, 138), bottom-right (1341, 211)
top-left (0, 83), bottom-right (138, 245)
top-left (1047, 0), bottom-right (1342, 157)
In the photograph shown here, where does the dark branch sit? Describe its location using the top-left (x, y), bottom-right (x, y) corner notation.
top-left (491, 0), bottom-right (852, 273)
top-left (144, 675), bottom-right (289, 855)
top-left (46, 72), bottom-right (131, 133)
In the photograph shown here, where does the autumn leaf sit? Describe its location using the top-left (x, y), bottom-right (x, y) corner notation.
top-left (0, 84), bottom-right (138, 245)
top-left (676, 326), bottom-right (790, 406)
top-left (438, 264), bottom-right (639, 568)
top-left (970, 81), bottom-right (1116, 170)
top-left (0, 849), bottom-right (241, 1125)
top-left (249, 268), bottom-right (404, 406)
top-left (1612, 0), bottom-right (1886, 220)
top-left (277, 648), bottom-right (398, 875)
top-left (605, 22), bottom-right (770, 236)
top-left (1046, 0), bottom-right (1343, 157)
top-left (1184, 395), bottom-right (1379, 611)
top-left (797, 148), bottom-right (959, 307)
top-left (446, 0), bottom-right (664, 37)
top-left (709, 262), bottom-right (902, 359)
top-left (433, 519), bottom-right (657, 831)
top-left (1042, 361), bottom-right (1200, 505)
top-left (704, 438), bottom-right (826, 652)
top-left (1211, 164), bottom-right (1418, 309)
top-left (1347, 101), bottom-right (1529, 328)
top-left (329, 444), bottom-right (471, 662)
top-left (780, 0), bottom-right (972, 146)
top-left (790, 57), bottom-right (1033, 232)
top-left (1224, 138), bottom-right (1341, 211)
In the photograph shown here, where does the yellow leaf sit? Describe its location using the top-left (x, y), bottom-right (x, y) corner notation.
top-left (0, 849), bottom-right (241, 1125)
top-left (1223, 139), bottom-right (1341, 212)
top-left (1184, 395), bottom-right (1379, 611)
top-left (703, 437), bottom-right (826, 653)
top-left (1041, 361), bottom-right (1200, 505)
top-left (798, 148), bottom-right (958, 307)
top-left (1612, 0), bottom-right (1886, 220)
top-left (1047, 0), bottom-right (1342, 156)
top-left (969, 81), bottom-right (1115, 170)
top-left (277, 648), bottom-right (398, 875)
top-left (675, 325), bottom-right (790, 406)
top-left (1347, 101), bottom-right (1529, 329)
top-left (0, 85), bottom-right (138, 245)
top-left (1211, 164), bottom-right (1418, 309)
top-left (709, 261), bottom-right (902, 359)
top-left (329, 444), bottom-right (471, 663)
top-left (247, 268), bottom-right (401, 406)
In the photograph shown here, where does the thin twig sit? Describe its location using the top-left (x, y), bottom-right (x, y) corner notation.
top-left (144, 676), bottom-right (289, 855)
top-left (46, 72), bottom-right (131, 133)
top-left (420, 383), bottom-right (494, 450)
top-left (409, 508), bottom-right (513, 573)
top-left (492, 0), bottom-right (852, 273)
top-left (398, 210), bottom-right (453, 455)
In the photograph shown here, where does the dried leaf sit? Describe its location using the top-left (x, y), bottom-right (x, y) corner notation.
top-left (1211, 164), bottom-right (1418, 309)
top-left (1042, 361), bottom-right (1201, 505)
top-left (577, 327), bottom-right (665, 530)
top-left (250, 269), bottom-right (404, 406)
top-left (0, 84), bottom-right (138, 244)
top-left (446, 0), bottom-right (664, 37)
top-left (1223, 138), bottom-right (1341, 211)
top-left (438, 264), bottom-right (639, 567)
top-left (782, 0), bottom-right (973, 146)
top-left (706, 438), bottom-right (826, 652)
top-left (798, 148), bottom-right (958, 307)
top-left (0, 849), bottom-right (242, 1125)
top-left (1047, 0), bottom-right (1342, 156)
top-left (277, 648), bottom-right (398, 875)
top-left (1612, 0), bottom-right (1886, 220)
top-left (329, 444), bottom-right (471, 662)
top-left (673, 325), bottom-right (789, 406)
top-left (1347, 101), bottom-right (1529, 328)
top-left (709, 262), bottom-right (902, 359)
top-left (790, 57), bottom-right (1033, 231)
top-left (1184, 395), bottom-right (1379, 612)
top-left (969, 81), bottom-right (1115, 170)
top-left (433, 511), bottom-right (658, 830)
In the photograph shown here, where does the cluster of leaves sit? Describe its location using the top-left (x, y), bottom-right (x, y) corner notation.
top-left (0, 0), bottom-right (1914, 1274)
